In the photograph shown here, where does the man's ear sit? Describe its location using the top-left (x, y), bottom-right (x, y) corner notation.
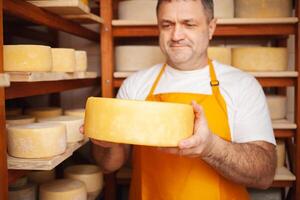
top-left (208, 18), bottom-right (217, 40)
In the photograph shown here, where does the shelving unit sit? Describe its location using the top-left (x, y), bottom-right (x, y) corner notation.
top-left (100, 1), bottom-right (300, 200)
top-left (0, 0), bottom-right (103, 199)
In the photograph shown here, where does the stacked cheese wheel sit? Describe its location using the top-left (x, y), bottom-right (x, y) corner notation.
top-left (208, 47), bottom-right (231, 65)
top-left (6, 115), bottom-right (36, 126)
top-left (9, 181), bottom-right (36, 200)
top-left (276, 139), bottom-right (285, 168)
top-left (213, 0), bottom-right (234, 19)
top-left (266, 95), bottom-right (287, 120)
top-left (65, 108), bottom-right (85, 118)
top-left (28, 170), bottom-right (56, 185)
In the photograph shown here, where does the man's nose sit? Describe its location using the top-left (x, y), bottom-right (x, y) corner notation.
top-left (171, 25), bottom-right (185, 41)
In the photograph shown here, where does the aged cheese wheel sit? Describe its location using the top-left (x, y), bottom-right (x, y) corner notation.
top-left (39, 116), bottom-right (84, 143)
top-left (118, 0), bottom-right (157, 20)
top-left (9, 176), bottom-right (28, 188)
top-left (75, 51), bottom-right (88, 72)
top-left (40, 179), bottom-right (87, 200)
top-left (25, 107), bottom-right (63, 120)
top-left (276, 139), bottom-right (285, 168)
top-left (266, 95), bottom-right (287, 120)
top-left (9, 183), bottom-right (36, 200)
top-left (64, 165), bottom-right (103, 194)
top-left (208, 47), bottom-right (231, 65)
top-left (84, 97), bottom-right (194, 147)
top-left (4, 45), bottom-right (52, 72)
top-left (232, 47), bottom-right (288, 72)
top-left (6, 108), bottom-right (23, 116)
top-left (7, 122), bottom-right (67, 158)
top-left (235, 0), bottom-right (292, 18)
top-left (6, 115), bottom-right (36, 126)
top-left (64, 109), bottom-right (85, 118)
top-left (115, 45), bottom-right (165, 72)
top-left (51, 48), bottom-right (76, 72)
top-left (214, 0), bottom-right (234, 18)
top-left (28, 170), bottom-right (56, 185)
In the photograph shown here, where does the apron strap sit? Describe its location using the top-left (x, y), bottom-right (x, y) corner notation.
top-left (146, 63), bottom-right (167, 99)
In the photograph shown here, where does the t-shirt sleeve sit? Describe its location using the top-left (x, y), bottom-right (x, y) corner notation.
top-left (232, 75), bottom-right (276, 145)
top-left (116, 77), bottom-right (135, 100)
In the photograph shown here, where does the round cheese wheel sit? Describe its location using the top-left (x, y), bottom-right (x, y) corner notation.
top-left (276, 139), bottom-right (285, 168)
top-left (118, 0), bottom-right (157, 20)
top-left (115, 45), bottom-right (165, 72)
top-left (25, 107), bottom-right (63, 120)
top-left (64, 109), bottom-right (85, 118)
top-left (4, 45), bottom-right (52, 72)
top-left (235, 0), bottom-right (292, 18)
top-left (51, 48), bottom-right (76, 72)
top-left (9, 176), bottom-right (28, 188)
top-left (84, 97), bottom-right (194, 147)
top-left (39, 116), bottom-right (84, 143)
top-left (75, 51), bottom-right (88, 72)
top-left (9, 183), bottom-right (36, 200)
top-left (6, 108), bottom-right (23, 116)
top-left (266, 95), bottom-right (287, 120)
top-left (232, 47), bottom-right (288, 72)
top-left (208, 47), bottom-right (231, 65)
top-left (6, 115), bottom-right (36, 126)
top-left (214, 0), bottom-right (234, 19)
top-left (7, 122), bottom-right (67, 158)
top-left (39, 179), bottom-right (87, 200)
top-left (64, 165), bottom-right (103, 193)
top-left (27, 169), bottom-right (56, 185)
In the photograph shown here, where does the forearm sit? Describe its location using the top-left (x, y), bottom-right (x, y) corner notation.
top-left (202, 134), bottom-right (276, 189)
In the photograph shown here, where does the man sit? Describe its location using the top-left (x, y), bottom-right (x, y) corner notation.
top-left (92, 0), bottom-right (276, 199)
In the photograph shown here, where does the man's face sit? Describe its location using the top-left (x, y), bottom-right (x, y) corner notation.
top-left (157, 0), bottom-right (216, 70)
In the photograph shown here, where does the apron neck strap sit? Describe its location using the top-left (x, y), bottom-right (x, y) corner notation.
top-left (147, 63), bottom-right (167, 98)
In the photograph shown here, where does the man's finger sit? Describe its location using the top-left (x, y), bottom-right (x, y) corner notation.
top-left (179, 134), bottom-right (200, 149)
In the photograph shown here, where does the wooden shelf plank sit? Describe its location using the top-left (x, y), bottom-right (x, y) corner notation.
top-left (0, 73), bottom-right (9, 87)
top-left (273, 120), bottom-right (297, 129)
top-left (274, 167), bottom-right (296, 181)
top-left (3, 0), bottom-right (99, 42)
top-left (5, 77), bottom-right (100, 99)
top-left (8, 138), bottom-right (89, 170)
top-left (63, 13), bottom-right (104, 24)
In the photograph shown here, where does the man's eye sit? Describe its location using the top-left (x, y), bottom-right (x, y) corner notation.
top-left (186, 24), bottom-right (195, 27)
top-left (161, 24), bottom-right (171, 28)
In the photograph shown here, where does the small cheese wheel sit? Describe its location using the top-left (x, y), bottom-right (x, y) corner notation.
top-left (208, 47), bottom-right (231, 65)
top-left (9, 183), bottom-right (36, 200)
top-left (64, 165), bottom-right (103, 193)
top-left (4, 45), bottom-right (52, 72)
top-left (40, 179), bottom-right (87, 200)
top-left (266, 95), bottom-right (287, 120)
top-left (235, 0), bottom-right (292, 18)
top-left (27, 170), bottom-right (56, 185)
top-left (84, 97), bottom-right (194, 147)
top-left (115, 45), bottom-right (165, 72)
top-left (9, 176), bottom-right (28, 188)
top-left (6, 108), bottom-right (23, 116)
top-left (64, 109), bottom-right (85, 118)
top-left (7, 122), bottom-right (67, 158)
top-left (214, 0), bottom-right (234, 19)
top-left (51, 48), bottom-right (76, 72)
top-left (118, 0), bottom-right (157, 20)
top-left (232, 47), bottom-right (288, 72)
top-left (75, 51), bottom-right (88, 72)
top-left (39, 116), bottom-right (84, 143)
top-left (6, 115), bottom-right (36, 126)
top-left (25, 107), bottom-right (63, 120)
top-left (276, 139), bottom-right (285, 168)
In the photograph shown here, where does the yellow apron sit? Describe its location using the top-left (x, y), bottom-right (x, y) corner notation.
top-left (129, 60), bottom-right (249, 200)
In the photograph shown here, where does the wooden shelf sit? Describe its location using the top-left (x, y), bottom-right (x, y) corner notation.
top-left (3, 0), bottom-right (99, 41)
top-left (63, 13), bottom-right (104, 24)
top-left (5, 77), bottom-right (100, 99)
top-left (0, 73), bottom-right (9, 87)
top-left (8, 138), bottom-right (89, 170)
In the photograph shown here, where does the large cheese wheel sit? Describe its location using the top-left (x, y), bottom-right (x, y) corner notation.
top-left (214, 0), bottom-right (234, 19)
top-left (75, 51), bottom-right (88, 72)
top-left (6, 115), bottom-right (36, 126)
top-left (40, 179), bottom-right (87, 200)
top-left (64, 165), bottom-right (103, 194)
top-left (232, 47), bottom-right (288, 72)
top-left (235, 0), bottom-right (292, 18)
top-left (6, 108), bottom-right (23, 116)
top-left (7, 122), bottom-right (67, 158)
top-left (115, 45), bottom-right (165, 72)
top-left (9, 183), bottom-right (36, 200)
top-left (118, 0), bottom-right (157, 20)
top-left (84, 97), bottom-right (194, 147)
top-left (64, 109), bottom-right (85, 118)
top-left (208, 47), bottom-right (231, 65)
top-left (25, 107), bottom-right (63, 120)
top-left (28, 170), bottom-right (56, 185)
top-left (276, 139), bottom-right (285, 168)
top-left (266, 95), bottom-right (287, 120)
top-left (39, 116), bottom-right (84, 143)
top-left (4, 45), bottom-right (52, 72)
top-left (51, 48), bottom-right (76, 72)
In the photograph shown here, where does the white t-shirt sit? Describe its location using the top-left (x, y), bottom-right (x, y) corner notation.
top-left (117, 60), bottom-right (275, 144)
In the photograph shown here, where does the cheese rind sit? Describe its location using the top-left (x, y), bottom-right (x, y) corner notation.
top-left (9, 183), bottom-right (36, 200)
top-left (84, 97), bottom-right (194, 147)
top-left (7, 122), bottom-right (67, 158)
top-left (4, 45), bottom-right (52, 72)
top-left (25, 107), bottom-right (63, 120)
top-left (75, 51), bottom-right (88, 72)
top-left (276, 139), bottom-right (285, 168)
top-left (208, 47), bottom-right (231, 65)
top-left (214, 0), bottom-right (234, 19)
top-left (64, 109), bottom-right (85, 118)
top-left (118, 0), bottom-right (157, 20)
top-left (27, 170), bottom-right (56, 185)
top-left (51, 48), bottom-right (76, 72)
top-left (6, 115), bottom-right (36, 126)
top-left (266, 95), bottom-right (287, 120)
